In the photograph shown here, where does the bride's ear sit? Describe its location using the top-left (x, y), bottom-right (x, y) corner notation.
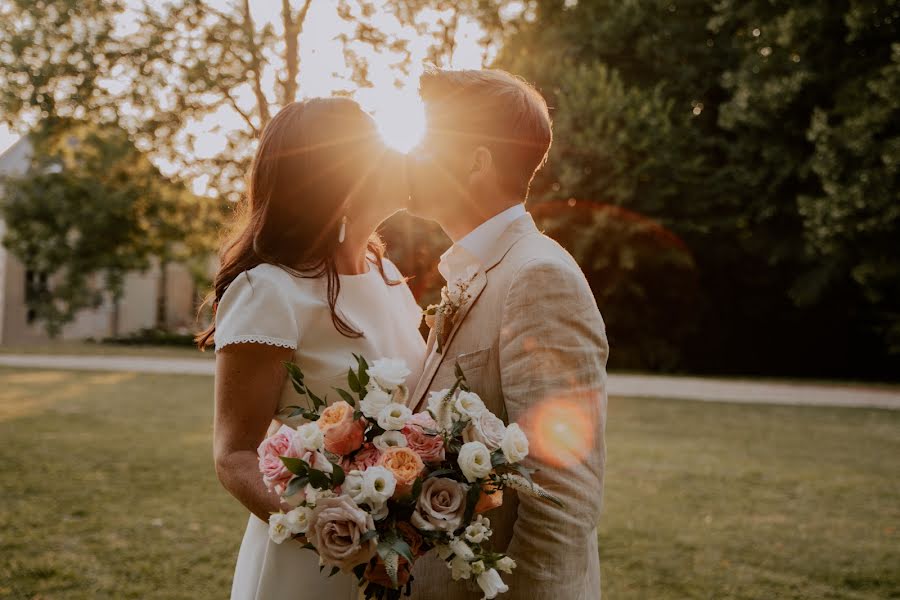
top-left (470, 146), bottom-right (493, 175)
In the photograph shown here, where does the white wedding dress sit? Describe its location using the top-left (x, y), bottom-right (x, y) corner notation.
top-left (214, 259), bottom-right (426, 600)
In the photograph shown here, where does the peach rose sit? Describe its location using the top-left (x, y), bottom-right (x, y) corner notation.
top-left (363, 555), bottom-right (412, 589)
top-left (474, 482), bottom-right (504, 514)
top-left (318, 401), bottom-right (365, 456)
top-left (402, 412), bottom-right (445, 463)
top-left (378, 447), bottom-right (424, 498)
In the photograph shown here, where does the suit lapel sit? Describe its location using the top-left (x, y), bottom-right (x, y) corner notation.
top-left (410, 214), bottom-right (540, 411)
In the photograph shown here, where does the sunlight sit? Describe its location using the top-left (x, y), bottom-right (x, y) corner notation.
top-left (368, 89), bottom-right (426, 154)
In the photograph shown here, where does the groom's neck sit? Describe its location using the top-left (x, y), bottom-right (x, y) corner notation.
top-left (442, 197), bottom-right (524, 243)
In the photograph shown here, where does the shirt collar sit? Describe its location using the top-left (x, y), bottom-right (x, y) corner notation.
top-left (438, 204), bottom-right (527, 282)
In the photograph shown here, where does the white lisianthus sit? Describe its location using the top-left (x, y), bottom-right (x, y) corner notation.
top-left (342, 470), bottom-right (367, 505)
top-left (495, 556), bottom-right (516, 574)
top-left (373, 430), bottom-right (408, 451)
top-left (377, 403), bottom-right (412, 431)
top-left (268, 512), bottom-right (293, 544)
top-left (463, 409), bottom-right (507, 451)
top-left (470, 560), bottom-right (486, 576)
top-left (285, 506), bottom-right (313, 534)
top-left (500, 423), bottom-right (529, 464)
top-left (362, 466), bottom-right (397, 505)
top-left (359, 387), bottom-right (392, 419)
top-left (449, 556), bottom-right (473, 581)
top-left (476, 568), bottom-right (509, 599)
top-left (453, 391), bottom-right (486, 420)
top-left (458, 441), bottom-right (492, 482)
top-left (367, 358), bottom-right (411, 390)
top-left (293, 422), bottom-right (324, 452)
top-left (464, 515), bottom-right (492, 544)
top-left (448, 537), bottom-right (475, 561)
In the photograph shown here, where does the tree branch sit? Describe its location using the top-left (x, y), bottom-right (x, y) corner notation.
top-left (225, 91), bottom-right (260, 137)
top-left (279, 0), bottom-right (313, 105)
top-left (241, 0), bottom-right (271, 127)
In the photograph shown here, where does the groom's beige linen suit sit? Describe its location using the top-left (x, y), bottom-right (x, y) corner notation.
top-left (407, 209), bottom-right (609, 599)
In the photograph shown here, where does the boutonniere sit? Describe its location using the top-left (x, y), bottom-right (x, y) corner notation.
top-left (423, 267), bottom-right (478, 354)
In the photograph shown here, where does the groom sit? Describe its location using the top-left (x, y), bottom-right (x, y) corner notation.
top-left (405, 69), bottom-right (609, 599)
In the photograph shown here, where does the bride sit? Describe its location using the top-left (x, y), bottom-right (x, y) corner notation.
top-left (196, 98), bottom-right (426, 599)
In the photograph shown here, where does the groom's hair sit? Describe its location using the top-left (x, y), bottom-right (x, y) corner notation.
top-left (419, 68), bottom-right (552, 199)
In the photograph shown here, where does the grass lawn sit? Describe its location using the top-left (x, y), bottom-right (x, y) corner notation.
top-left (0, 341), bottom-right (213, 360)
top-left (0, 369), bottom-right (897, 599)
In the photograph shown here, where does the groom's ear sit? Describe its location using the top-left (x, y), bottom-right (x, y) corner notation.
top-left (470, 146), bottom-right (493, 175)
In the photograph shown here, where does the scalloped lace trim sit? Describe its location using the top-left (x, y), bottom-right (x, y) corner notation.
top-left (216, 335), bottom-right (297, 351)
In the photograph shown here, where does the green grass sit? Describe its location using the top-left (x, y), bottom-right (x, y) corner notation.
top-left (0, 369), bottom-right (897, 599)
top-left (0, 341), bottom-right (213, 360)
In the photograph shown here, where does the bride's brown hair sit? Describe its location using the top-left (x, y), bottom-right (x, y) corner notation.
top-left (196, 98), bottom-right (398, 349)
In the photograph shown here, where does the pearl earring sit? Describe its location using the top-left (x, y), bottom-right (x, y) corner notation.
top-left (338, 215), bottom-right (348, 244)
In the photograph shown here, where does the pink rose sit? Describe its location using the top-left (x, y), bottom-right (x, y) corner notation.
top-left (318, 401), bottom-right (366, 456)
top-left (402, 412), bottom-right (445, 463)
top-left (307, 495), bottom-right (378, 571)
top-left (257, 426), bottom-right (299, 492)
top-left (341, 443), bottom-right (382, 472)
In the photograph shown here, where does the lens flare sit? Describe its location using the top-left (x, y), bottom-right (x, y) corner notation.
top-left (523, 396), bottom-right (597, 468)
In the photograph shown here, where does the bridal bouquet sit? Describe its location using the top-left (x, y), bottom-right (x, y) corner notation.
top-left (258, 355), bottom-right (561, 600)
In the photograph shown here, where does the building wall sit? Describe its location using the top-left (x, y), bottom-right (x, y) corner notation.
top-left (0, 136), bottom-right (203, 345)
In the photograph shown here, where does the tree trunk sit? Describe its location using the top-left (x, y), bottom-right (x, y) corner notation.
top-left (155, 259), bottom-right (168, 330)
top-left (280, 0), bottom-right (313, 105)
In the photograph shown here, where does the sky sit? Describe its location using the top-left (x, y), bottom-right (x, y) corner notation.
top-left (0, 0), bottom-right (496, 174)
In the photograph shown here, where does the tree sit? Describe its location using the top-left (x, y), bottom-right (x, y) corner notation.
top-left (1, 120), bottom-right (218, 335)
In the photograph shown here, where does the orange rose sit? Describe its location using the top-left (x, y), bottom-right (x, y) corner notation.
top-left (363, 555), bottom-right (412, 589)
top-left (379, 447), bottom-right (424, 498)
top-left (396, 521), bottom-right (425, 557)
top-left (474, 482), bottom-right (503, 514)
top-left (317, 401), bottom-right (365, 456)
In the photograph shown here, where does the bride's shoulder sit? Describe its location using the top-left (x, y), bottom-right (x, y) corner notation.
top-left (220, 263), bottom-right (313, 307)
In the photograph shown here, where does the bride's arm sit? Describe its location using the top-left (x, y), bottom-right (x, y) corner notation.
top-left (214, 342), bottom-right (295, 523)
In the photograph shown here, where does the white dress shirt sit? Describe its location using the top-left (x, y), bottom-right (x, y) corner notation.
top-left (438, 203), bottom-right (527, 282)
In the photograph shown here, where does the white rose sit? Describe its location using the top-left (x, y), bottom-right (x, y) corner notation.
top-left (268, 512), bottom-right (293, 544)
top-left (342, 470), bottom-right (367, 504)
top-left (373, 430), bottom-right (408, 451)
top-left (293, 422), bottom-right (324, 452)
top-left (464, 515), bottom-right (492, 544)
top-left (458, 441), bottom-right (492, 482)
top-left (454, 391), bottom-right (486, 420)
top-left (476, 568), bottom-right (509, 599)
top-left (449, 537), bottom-right (475, 561)
top-left (449, 556), bottom-right (472, 581)
top-left (285, 506), bottom-right (313, 534)
top-left (500, 423), bottom-right (529, 464)
top-left (377, 402), bottom-right (412, 431)
top-left (495, 556), bottom-right (516, 574)
top-left (367, 358), bottom-right (411, 390)
top-left (463, 410), bottom-right (506, 451)
top-left (362, 465), bottom-right (397, 505)
top-left (359, 386), bottom-right (392, 419)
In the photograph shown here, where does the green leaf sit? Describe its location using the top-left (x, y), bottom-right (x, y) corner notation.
top-left (335, 387), bottom-right (357, 407)
top-left (491, 450), bottom-right (507, 467)
top-left (307, 468), bottom-right (332, 489)
top-left (462, 481), bottom-right (482, 524)
top-left (388, 537), bottom-right (415, 565)
top-left (307, 388), bottom-right (326, 411)
top-left (280, 456), bottom-right (308, 475)
top-left (328, 566), bottom-right (340, 578)
top-left (348, 368), bottom-right (361, 393)
top-left (330, 462), bottom-right (345, 486)
top-left (359, 529), bottom-right (379, 544)
top-left (356, 354), bottom-right (370, 389)
top-left (284, 476), bottom-right (308, 498)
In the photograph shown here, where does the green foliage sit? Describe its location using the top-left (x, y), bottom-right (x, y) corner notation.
top-left (1, 121), bottom-right (218, 335)
top-left (497, 0), bottom-right (900, 377)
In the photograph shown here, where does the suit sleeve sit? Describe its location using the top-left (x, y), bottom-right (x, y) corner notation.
top-left (498, 258), bottom-right (609, 596)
